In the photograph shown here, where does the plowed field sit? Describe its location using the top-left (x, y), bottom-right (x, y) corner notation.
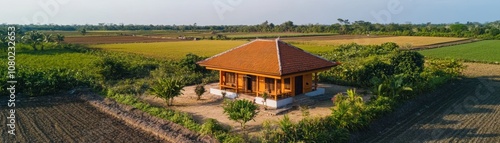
top-left (0, 95), bottom-right (164, 143)
top-left (357, 63), bottom-right (500, 142)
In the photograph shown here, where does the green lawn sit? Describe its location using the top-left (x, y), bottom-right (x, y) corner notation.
top-left (419, 40), bottom-right (500, 63)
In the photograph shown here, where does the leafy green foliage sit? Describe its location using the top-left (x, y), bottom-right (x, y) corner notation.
top-left (222, 99), bottom-right (258, 130)
top-left (200, 118), bottom-right (227, 136)
top-left (108, 92), bottom-right (243, 143)
top-left (390, 51), bottom-right (425, 77)
top-left (149, 78), bottom-right (185, 106)
top-left (331, 89), bottom-right (371, 130)
top-left (263, 115), bottom-right (350, 143)
top-left (195, 84), bottom-right (206, 100)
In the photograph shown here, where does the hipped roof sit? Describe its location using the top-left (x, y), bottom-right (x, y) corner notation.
top-left (197, 39), bottom-right (339, 76)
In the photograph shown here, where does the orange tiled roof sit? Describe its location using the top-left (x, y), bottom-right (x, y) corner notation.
top-left (197, 39), bottom-right (338, 76)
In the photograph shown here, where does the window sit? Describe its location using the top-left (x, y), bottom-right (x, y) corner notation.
top-left (284, 78), bottom-right (291, 90)
top-left (225, 72), bottom-right (235, 85)
top-left (265, 78), bottom-right (274, 92)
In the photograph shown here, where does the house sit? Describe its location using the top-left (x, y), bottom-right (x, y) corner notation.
top-left (197, 39), bottom-right (339, 108)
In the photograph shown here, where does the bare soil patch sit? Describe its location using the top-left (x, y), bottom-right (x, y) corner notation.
top-left (0, 94), bottom-right (164, 143)
top-left (139, 83), bottom-right (364, 137)
top-left (279, 35), bottom-right (391, 41)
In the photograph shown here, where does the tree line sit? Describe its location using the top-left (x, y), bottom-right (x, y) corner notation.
top-left (1, 19), bottom-right (500, 39)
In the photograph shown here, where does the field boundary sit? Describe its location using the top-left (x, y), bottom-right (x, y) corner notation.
top-left (349, 79), bottom-right (468, 142)
top-left (411, 38), bottom-right (480, 50)
top-left (78, 91), bottom-right (216, 143)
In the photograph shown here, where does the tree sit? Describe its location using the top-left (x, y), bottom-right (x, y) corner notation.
top-left (222, 99), bottom-right (258, 130)
top-left (80, 28), bottom-right (87, 36)
top-left (195, 84), bottom-right (206, 100)
top-left (0, 35), bottom-right (7, 51)
top-left (41, 34), bottom-right (54, 50)
top-left (55, 33), bottom-right (65, 44)
top-left (22, 31), bottom-right (44, 51)
top-left (149, 78), bottom-right (185, 106)
top-left (337, 18), bottom-right (351, 34)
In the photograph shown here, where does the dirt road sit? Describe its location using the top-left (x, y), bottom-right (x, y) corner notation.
top-left (0, 94), bottom-right (165, 143)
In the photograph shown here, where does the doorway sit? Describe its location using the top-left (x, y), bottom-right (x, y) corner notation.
top-left (294, 76), bottom-right (303, 95)
top-left (246, 75), bottom-right (255, 92)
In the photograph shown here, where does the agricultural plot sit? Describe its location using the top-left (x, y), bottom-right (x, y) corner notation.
top-left (93, 40), bottom-right (247, 59)
top-left (64, 36), bottom-right (183, 44)
top-left (419, 40), bottom-right (500, 63)
top-left (359, 63), bottom-right (500, 142)
top-left (0, 95), bottom-right (163, 142)
top-left (286, 36), bottom-right (467, 48)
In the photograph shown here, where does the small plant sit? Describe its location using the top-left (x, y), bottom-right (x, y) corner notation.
top-left (149, 77), bottom-right (185, 106)
top-left (222, 99), bottom-right (258, 130)
top-left (195, 84), bottom-right (206, 100)
top-left (262, 92), bottom-right (269, 109)
top-left (221, 91), bottom-right (227, 99)
top-left (299, 105), bottom-right (310, 117)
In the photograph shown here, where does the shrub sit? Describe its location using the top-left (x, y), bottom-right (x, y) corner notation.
top-left (200, 118), bottom-right (228, 136)
top-left (390, 51), bottom-right (425, 75)
top-left (149, 77), bottom-right (185, 106)
top-left (195, 84), bottom-right (206, 100)
top-left (331, 89), bottom-right (371, 131)
top-left (222, 99), bottom-right (258, 130)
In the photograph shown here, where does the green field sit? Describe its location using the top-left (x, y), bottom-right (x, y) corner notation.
top-left (419, 40), bottom-right (500, 63)
top-left (93, 40), bottom-right (337, 59)
top-left (93, 40), bottom-right (247, 59)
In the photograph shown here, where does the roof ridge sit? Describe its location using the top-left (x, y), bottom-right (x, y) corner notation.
top-left (278, 40), bottom-right (338, 65)
top-left (275, 38), bottom-right (283, 75)
top-left (198, 39), bottom-right (260, 63)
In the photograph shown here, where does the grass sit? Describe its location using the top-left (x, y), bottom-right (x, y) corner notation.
top-left (1, 49), bottom-right (101, 75)
top-left (292, 36), bottom-right (467, 47)
top-left (418, 40), bottom-right (500, 63)
top-left (289, 43), bottom-right (338, 53)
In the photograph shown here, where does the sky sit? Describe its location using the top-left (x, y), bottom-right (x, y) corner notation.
top-left (1, 0), bottom-right (499, 25)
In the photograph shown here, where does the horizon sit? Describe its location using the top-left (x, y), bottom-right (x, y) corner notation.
top-left (2, 0), bottom-right (499, 26)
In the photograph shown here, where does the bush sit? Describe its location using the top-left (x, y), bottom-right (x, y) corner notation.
top-left (390, 51), bottom-right (425, 75)
top-left (200, 118), bottom-right (227, 136)
top-left (222, 99), bottom-right (258, 130)
top-left (195, 84), bottom-right (206, 100)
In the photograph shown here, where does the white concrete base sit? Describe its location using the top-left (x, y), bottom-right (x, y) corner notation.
top-left (209, 88), bottom-right (238, 99)
top-left (255, 97), bottom-right (293, 108)
top-left (305, 88), bottom-right (325, 97)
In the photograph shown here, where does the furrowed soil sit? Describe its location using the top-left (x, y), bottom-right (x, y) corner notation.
top-left (354, 63), bottom-right (500, 142)
top-left (0, 94), bottom-right (165, 143)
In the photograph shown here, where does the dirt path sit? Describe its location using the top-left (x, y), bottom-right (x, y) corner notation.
top-left (356, 63), bottom-right (500, 142)
top-left (139, 83), bottom-right (356, 137)
top-left (0, 94), bottom-right (165, 143)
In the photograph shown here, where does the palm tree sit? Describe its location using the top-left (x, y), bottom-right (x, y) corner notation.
top-left (149, 78), bottom-right (185, 106)
top-left (55, 33), bottom-right (65, 44)
top-left (22, 31), bottom-right (44, 51)
top-left (41, 34), bottom-right (55, 50)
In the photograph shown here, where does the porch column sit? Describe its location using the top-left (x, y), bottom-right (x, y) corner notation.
top-left (274, 78), bottom-right (278, 100)
top-left (235, 73), bottom-right (238, 93)
top-left (281, 79), bottom-right (285, 96)
top-left (314, 72), bottom-right (318, 90)
top-left (256, 76), bottom-right (259, 97)
top-left (219, 71), bottom-right (223, 89)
